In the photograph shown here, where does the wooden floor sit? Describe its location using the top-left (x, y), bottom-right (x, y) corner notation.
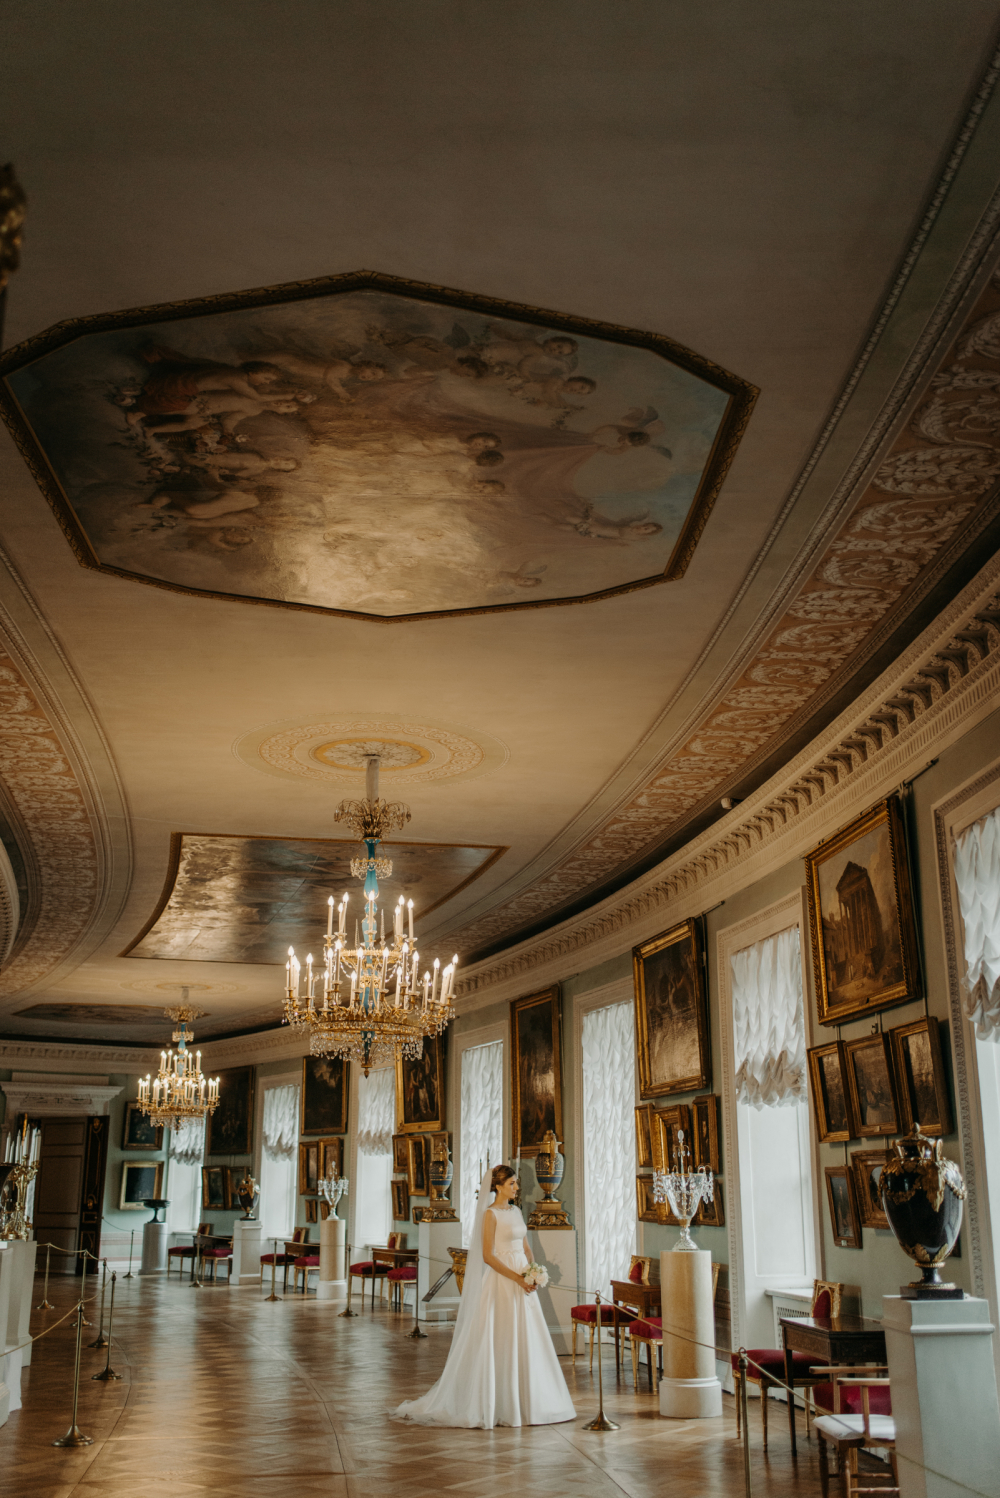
top-left (3, 1272), bottom-right (832, 1497)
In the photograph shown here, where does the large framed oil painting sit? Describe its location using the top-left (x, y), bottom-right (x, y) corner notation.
top-left (301, 1055), bottom-right (349, 1136)
top-left (889, 1016), bottom-right (952, 1137)
top-left (205, 1065), bottom-right (255, 1155)
top-left (843, 1033), bottom-right (901, 1139)
top-left (805, 796), bottom-right (922, 1026)
top-left (0, 271), bottom-right (755, 623)
top-left (395, 1033), bottom-right (445, 1134)
top-left (121, 1102), bottom-right (163, 1152)
top-left (633, 919), bottom-right (710, 1098)
top-left (807, 1040), bottom-right (859, 1143)
top-left (119, 1160), bottom-right (163, 1210)
top-left (510, 987), bottom-right (563, 1157)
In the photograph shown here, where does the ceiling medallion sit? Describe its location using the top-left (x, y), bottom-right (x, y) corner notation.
top-left (234, 714), bottom-right (507, 786)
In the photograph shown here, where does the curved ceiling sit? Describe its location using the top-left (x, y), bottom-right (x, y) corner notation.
top-left (1, 3), bottom-right (999, 1043)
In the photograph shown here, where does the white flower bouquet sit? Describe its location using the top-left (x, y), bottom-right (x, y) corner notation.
top-left (523, 1262), bottom-right (549, 1289)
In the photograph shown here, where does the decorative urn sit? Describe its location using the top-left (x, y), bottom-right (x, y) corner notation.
top-left (236, 1172), bottom-right (259, 1220)
top-left (526, 1130), bottom-right (572, 1229)
top-left (424, 1141), bottom-right (459, 1221)
top-left (143, 1198), bottom-right (170, 1224)
top-left (880, 1123), bottom-right (967, 1299)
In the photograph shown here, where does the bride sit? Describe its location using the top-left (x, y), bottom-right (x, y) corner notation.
top-left (394, 1163), bottom-right (576, 1428)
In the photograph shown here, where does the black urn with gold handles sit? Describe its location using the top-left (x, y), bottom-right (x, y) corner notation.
top-left (880, 1123), bottom-right (966, 1300)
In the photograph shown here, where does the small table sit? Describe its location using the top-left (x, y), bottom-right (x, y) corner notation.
top-left (780, 1314), bottom-right (887, 1454)
top-left (611, 1279), bottom-right (660, 1367)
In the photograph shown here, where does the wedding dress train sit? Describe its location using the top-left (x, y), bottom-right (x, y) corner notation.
top-left (393, 1180), bottom-right (576, 1429)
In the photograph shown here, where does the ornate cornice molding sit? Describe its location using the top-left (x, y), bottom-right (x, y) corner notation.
top-left (0, 1039), bottom-right (160, 1069)
top-left (0, 1077), bottom-right (122, 1116)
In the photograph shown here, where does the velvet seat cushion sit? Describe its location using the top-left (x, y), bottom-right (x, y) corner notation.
top-left (167, 1245), bottom-right (195, 1256)
top-left (260, 1252), bottom-right (295, 1264)
top-left (629, 1316), bottom-right (662, 1339)
top-left (731, 1348), bottom-right (820, 1374)
top-left (350, 1261), bottom-right (390, 1275)
top-left (571, 1304), bottom-right (621, 1324)
top-left (812, 1382), bottom-right (892, 1416)
top-left (294, 1254), bottom-right (320, 1268)
top-left (387, 1266), bottom-right (417, 1281)
top-left (201, 1247), bottom-right (232, 1258)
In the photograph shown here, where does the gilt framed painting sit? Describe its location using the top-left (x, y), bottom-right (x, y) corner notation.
top-left (843, 1033), bottom-right (901, 1139)
top-left (120, 1160), bottom-right (163, 1210)
top-left (805, 796), bottom-right (922, 1026)
top-left (825, 1165), bottom-right (862, 1249)
top-left (510, 986), bottom-right (563, 1157)
top-left (807, 1040), bottom-right (859, 1143)
top-left (889, 1016), bottom-right (952, 1137)
top-left (634, 919), bottom-right (710, 1097)
top-left (206, 1065), bottom-right (255, 1154)
top-left (634, 1104), bottom-right (656, 1169)
top-left (121, 1102), bottom-right (163, 1152)
top-left (691, 1094), bottom-right (720, 1172)
top-left (651, 1104), bottom-right (691, 1174)
top-left (396, 1034), bottom-right (445, 1134)
top-left (391, 1179), bottom-right (410, 1222)
top-left (850, 1149), bottom-right (893, 1231)
top-left (301, 1055), bottom-right (348, 1135)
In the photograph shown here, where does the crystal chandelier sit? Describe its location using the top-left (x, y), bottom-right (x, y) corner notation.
top-left (283, 756), bottom-right (458, 1076)
top-left (138, 1003), bottom-right (221, 1126)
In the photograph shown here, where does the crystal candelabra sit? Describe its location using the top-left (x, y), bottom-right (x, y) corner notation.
top-left (319, 1163), bottom-right (348, 1219)
top-left (138, 1005), bottom-right (221, 1126)
top-left (282, 756), bottom-right (459, 1077)
top-left (652, 1128), bottom-right (713, 1251)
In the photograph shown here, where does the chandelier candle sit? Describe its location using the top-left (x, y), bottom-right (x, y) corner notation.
top-left (282, 755), bottom-right (460, 1075)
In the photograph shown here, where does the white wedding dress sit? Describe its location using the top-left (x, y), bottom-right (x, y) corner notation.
top-left (394, 1173), bottom-right (576, 1429)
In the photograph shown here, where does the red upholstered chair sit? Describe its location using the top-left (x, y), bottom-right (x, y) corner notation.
top-left (732, 1278), bottom-right (843, 1447)
top-left (813, 1372), bottom-right (896, 1493)
top-left (570, 1303), bottom-right (629, 1370)
top-left (293, 1253), bottom-right (320, 1294)
top-left (260, 1226), bottom-right (308, 1290)
top-left (168, 1223), bottom-right (212, 1276)
top-left (810, 1363), bottom-right (891, 1454)
top-left (387, 1264), bottom-right (417, 1311)
top-left (629, 1316), bottom-right (662, 1390)
top-left (350, 1233), bottom-right (403, 1307)
top-left (200, 1242), bottom-right (233, 1284)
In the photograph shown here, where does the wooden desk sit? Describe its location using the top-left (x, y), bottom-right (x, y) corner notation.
top-left (780, 1314), bottom-right (886, 1453)
top-left (370, 1245), bottom-right (418, 1270)
top-left (611, 1279), bottom-right (660, 1366)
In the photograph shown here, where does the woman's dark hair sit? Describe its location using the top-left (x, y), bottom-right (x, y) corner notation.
top-left (491, 1164), bottom-right (516, 1193)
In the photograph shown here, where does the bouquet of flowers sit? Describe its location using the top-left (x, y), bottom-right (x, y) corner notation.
top-left (522, 1262), bottom-right (549, 1289)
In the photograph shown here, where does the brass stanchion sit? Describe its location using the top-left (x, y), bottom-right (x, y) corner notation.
top-left (265, 1238), bottom-right (280, 1302)
top-left (88, 1260), bottom-right (109, 1348)
top-left (52, 1300), bottom-right (94, 1447)
top-left (583, 1293), bottom-right (619, 1431)
top-left (338, 1240), bottom-right (357, 1318)
top-left (92, 1272), bottom-right (122, 1382)
top-left (738, 1348), bottom-right (753, 1498)
top-left (123, 1229), bottom-right (135, 1279)
top-left (79, 1250), bottom-right (92, 1326)
top-left (405, 1252), bottom-right (426, 1340)
top-left (36, 1242), bottom-right (54, 1310)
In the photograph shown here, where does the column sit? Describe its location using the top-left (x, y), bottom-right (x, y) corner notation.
top-left (139, 1220), bottom-right (169, 1275)
top-left (229, 1218), bottom-right (263, 1286)
top-left (526, 1226), bottom-right (579, 1355)
top-left (659, 1249), bottom-right (723, 1418)
top-left (883, 1294), bottom-right (1000, 1498)
top-left (417, 1218), bottom-right (463, 1321)
top-left (317, 1215), bottom-right (347, 1301)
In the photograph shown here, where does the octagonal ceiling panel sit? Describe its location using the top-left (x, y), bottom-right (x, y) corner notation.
top-left (1, 272), bottom-right (755, 620)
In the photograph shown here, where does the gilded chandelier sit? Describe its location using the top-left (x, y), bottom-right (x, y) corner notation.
top-left (283, 756), bottom-right (458, 1076)
top-left (138, 1004), bottom-right (221, 1126)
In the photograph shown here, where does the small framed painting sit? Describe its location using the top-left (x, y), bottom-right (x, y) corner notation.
top-left (844, 1033), bottom-right (900, 1138)
top-left (850, 1149), bottom-right (893, 1231)
top-left (120, 1160), bottom-right (163, 1210)
top-left (691, 1094), bottom-right (720, 1173)
top-left (396, 1033), bottom-right (445, 1135)
top-left (634, 1104), bottom-right (656, 1168)
top-left (392, 1133), bottom-right (410, 1172)
top-left (223, 1165), bottom-right (247, 1210)
top-left (305, 1198), bottom-right (319, 1224)
top-left (121, 1103), bottom-right (163, 1152)
top-left (319, 1136), bottom-right (344, 1178)
top-left (807, 1040), bottom-right (859, 1143)
top-left (825, 1165), bottom-right (862, 1249)
top-left (636, 1175), bottom-right (659, 1224)
top-left (299, 1141), bottom-right (321, 1196)
top-left (426, 1129), bottom-right (452, 1165)
top-left (634, 918), bottom-right (710, 1098)
top-left (407, 1135), bottom-right (428, 1195)
top-left (651, 1104), bottom-right (690, 1174)
top-left (889, 1017), bottom-right (952, 1137)
top-left (510, 986), bottom-right (562, 1156)
top-left (201, 1164), bottom-right (226, 1211)
top-left (301, 1055), bottom-right (348, 1135)
top-left (391, 1179), bottom-right (410, 1222)
top-left (694, 1177), bottom-right (724, 1228)
top-left (206, 1066), bottom-right (255, 1155)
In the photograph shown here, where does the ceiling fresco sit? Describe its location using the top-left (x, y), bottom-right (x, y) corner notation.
top-left (124, 833), bottom-right (506, 965)
top-left (0, 273), bottom-right (754, 620)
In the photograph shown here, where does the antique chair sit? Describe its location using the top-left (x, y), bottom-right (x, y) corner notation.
top-left (387, 1263), bottom-right (417, 1311)
top-left (630, 1262), bottom-right (721, 1391)
top-left (570, 1302), bottom-right (630, 1370)
top-left (810, 1364), bottom-right (891, 1457)
top-left (200, 1240), bottom-right (233, 1284)
top-left (813, 1373), bottom-right (897, 1495)
top-left (293, 1252), bottom-right (320, 1293)
top-left (732, 1278), bottom-right (843, 1448)
top-left (167, 1223), bottom-right (212, 1276)
top-left (349, 1231), bottom-right (405, 1307)
top-left (260, 1225), bottom-right (308, 1290)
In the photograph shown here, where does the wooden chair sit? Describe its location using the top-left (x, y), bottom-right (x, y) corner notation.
top-left (293, 1253), bottom-right (320, 1293)
top-left (260, 1226), bottom-right (308, 1290)
top-left (813, 1373), bottom-right (897, 1494)
top-left (167, 1223), bottom-right (212, 1276)
top-left (349, 1232), bottom-right (405, 1307)
top-left (732, 1278), bottom-right (843, 1448)
top-left (200, 1241), bottom-right (233, 1283)
top-left (570, 1303), bottom-right (630, 1370)
top-left (387, 1264), bottom-right (417, 1310)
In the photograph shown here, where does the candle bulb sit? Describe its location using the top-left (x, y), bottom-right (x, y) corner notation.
top-left (327, 895), bottom-right (334, 938)
top-left (339, 894), bottom-right (347, 935)
top-left (407, 899), bottom-right (414, 942)
top-left (431, 957), bottom-right (440, 1005)
top-left (380, 906), bottom-right (385, 943)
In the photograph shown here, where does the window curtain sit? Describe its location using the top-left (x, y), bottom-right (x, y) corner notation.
top-left (260, 1083), bottom-right (299, 1241)
top-left (731, 924), bottom-right (805, 1108)
top-left (355, 1067), bottom-right (394, 1247)
top-left (582, 1001), bottom-right (636, 1300)
top-left (460, 1039), bottom-right (503, 1248)
top-left (166, 1115), bottom-right (205, 1233)
top-left (954, 806), bottom-right (1000, 1040)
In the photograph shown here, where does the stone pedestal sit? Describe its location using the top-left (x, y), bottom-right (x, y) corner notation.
top-left (659, 1249), bottom-right (723, 1419)
top-left (883, 1294), bottom-right (1000, 1498)
top-left (9, 1242), bottom-right (36, 1366)
top-left (139, 1220), bottom-right (169, 1275)
top-left (0, 1243), bottom-right (15, 1424)
top-left (418, 1218), bottom-right (462, 1321)
top-left (229, 1218), bottom-right (262, 1286)
top-left (317, 1216), bottom-right (347, 1300)
top-left (527, 1226), bottom-right (578, 1355)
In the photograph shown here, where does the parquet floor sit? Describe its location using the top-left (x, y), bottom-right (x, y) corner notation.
top-left (3, 1273), bottom-right (832, 1497)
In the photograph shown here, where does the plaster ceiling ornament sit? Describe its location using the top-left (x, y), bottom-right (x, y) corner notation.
top-left (118, 979), bottom-right (244, 995)
top-left (235, 713), bottom-right (506, 786)
top-left (13, 1003), bottom-right (167, 1026)
top-left (448, 268), bottom-right (1000, 958)
top-left (0, 271), bottom-right (756, 621)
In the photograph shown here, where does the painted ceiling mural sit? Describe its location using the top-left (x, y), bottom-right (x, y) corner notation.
top-left (449, 267), bottom-right (1000, 956)
top-left (0, 273), bottom-right (754, 620)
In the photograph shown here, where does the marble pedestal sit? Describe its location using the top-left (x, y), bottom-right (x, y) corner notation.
top-left (317, 1216), bottom-right (347, 1300)
top-left (8, 1241), bottom-right (36, 1366)
top-left (883, 1294), bottom-right (1000, 1498)
top-left (139, 1220), bottom-right (169, 1275)
top-left (229, 1219), bottom-right (262, 1285)
top-left (418, 1218), bottom-right (462, 1320)
top-left (659, 1249), bottom-right (723, 1419)
top-left (527, 1226), bottom-right (578, 1355)
top-left (0, 1243), bottom-right (14, 1424)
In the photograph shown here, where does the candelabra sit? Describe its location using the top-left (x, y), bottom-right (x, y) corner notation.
top-left (1, 1116), bottom-right (40, 1241)
top-left (319, 1163), bottom-right (348, 1219)
top-left (138, 1006), bottom-right (221, 1126)
top-left (652, 1128), bottom-right (713, 1251)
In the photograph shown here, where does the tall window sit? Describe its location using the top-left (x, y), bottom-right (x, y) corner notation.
top-left (354, 1067), bottom-right (394, 1248)
top-left (260, 1083), bottom-right (299, 1242)
top-left (582, 1001), bottom-right (636, 1300)
top-left (460, 1040), bottom-right (503, 1247)
top-left (166, 1115), bottom-right (206, 1233)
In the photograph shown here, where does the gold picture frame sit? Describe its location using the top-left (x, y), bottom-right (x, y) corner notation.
top-left (843, 1033), bottom-right (901, 1138)
top-left (391, 1179), bottom-right (410, 1222)
top-left (850, 1148), bottom-right (893, 1231)
top-left (636, 1175), bottom-right (659, 1224)
top-left (889, 1016), bottom-right (952, 1137)
top-left (634, 1103), bottom-right (656, 1168)
top-left (694, 1177), bottom-right (725, 1228)
top-left (301, 1055), bottom-right (348, 1135)
top-left (807, 1040), bottom-right (860, 1143)
top-left (121, 1102), bottom-right (163, 1152)
top-left (395, 1033), bottom-right (445, 1134)
top-left (805, 796), bottom-right (922, 1026)
top-left (633, 918), bottom-right (710, 1097)
top-left (392, 1133), bottom-right (410, 1172)
top-left (691, 1094), bottom-right (720, 1172)
top-left (305, 1198), bottom-right (319, 1224)
top-left (651, 1104), bottom-right (691, 1174)
top-left (119, 1160), bottom-right (164, 1211)
top-left (319, 1136), bottom-right (344, 1178)
top-left (406, 1135), bottom-right (428, 1196)
top-left (825, 1164), bottom-right (862, 1249)
top-left (510, 986), bottom-right (563, 1157)
top-left (298, 1141), bottom-right (321, 1196)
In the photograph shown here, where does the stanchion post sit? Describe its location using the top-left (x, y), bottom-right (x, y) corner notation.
top-left (406, 1242), bottom-right (427, 1339)
top-left (123, 1229), bottom-right (135, 1280)
top-left (79, 1250), bottom-right (92, 1326)
top-left (738, 1348), bottom-right (753, 1498)
top-left (52, 1300), bottom-right (94, 1447)
top-left (583, 1292), bottom-right (619, 1431)
top-left (92, 1272), bottom-right (122, 1382)
top-left (88, 1260), bottom-right (109, 1348)
top-left (265, 1237), bottom-right (280, 1302)
top-left (338, 1240), bottom-right (357, 1318)
top-left (36, 1242), bottom-right (54, 1310)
